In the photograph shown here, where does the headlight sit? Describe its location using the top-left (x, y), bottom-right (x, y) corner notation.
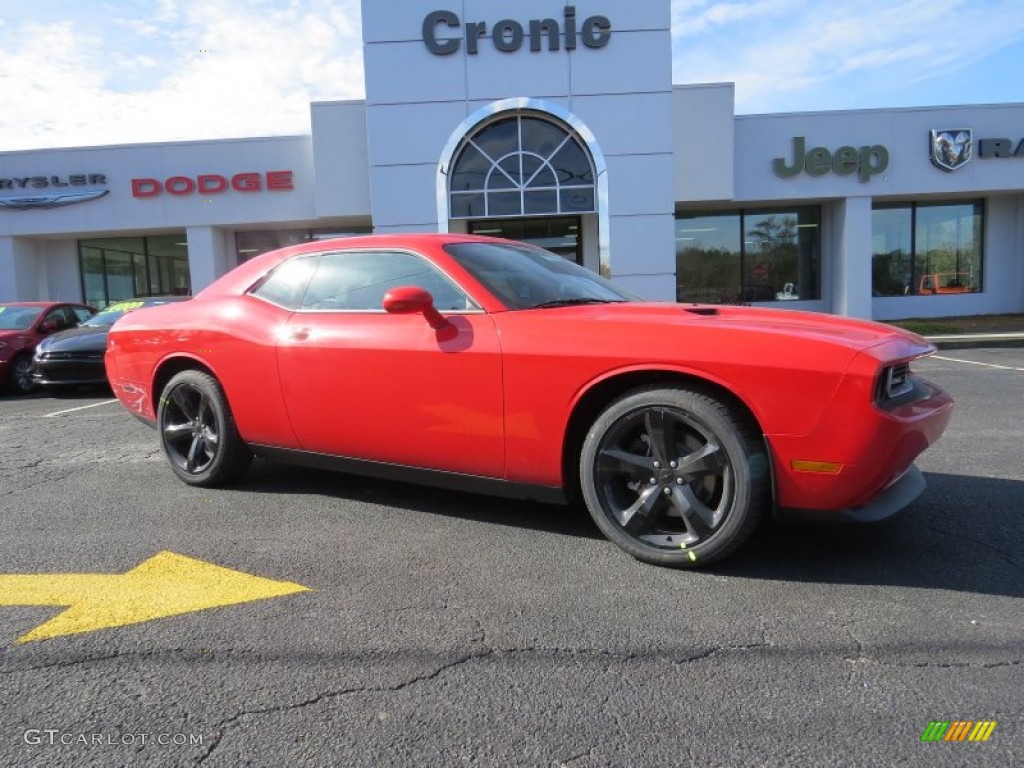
top-left (876, 360), bottom-right (923, 407)
top-left (883, 362), bottom-right (913, 399)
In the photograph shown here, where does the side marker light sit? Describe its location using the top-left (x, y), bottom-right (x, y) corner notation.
top-left (791, 460), bottom-right (843, 474)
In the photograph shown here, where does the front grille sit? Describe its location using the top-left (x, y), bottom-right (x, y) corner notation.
top-left (38, 350), bottom-right (104, 361)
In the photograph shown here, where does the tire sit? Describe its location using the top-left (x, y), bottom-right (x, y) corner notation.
top-left (580, 386), bottom-right (769, 568)
top-left (8, 354), bottom-right (36, 395)
top-left (157, 370), bottom-right (252, 486)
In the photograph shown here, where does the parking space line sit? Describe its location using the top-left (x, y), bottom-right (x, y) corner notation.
top-left (932, 355), bottom-right (1024, 373)
top-left (43, 399), bottom-right (119, 418)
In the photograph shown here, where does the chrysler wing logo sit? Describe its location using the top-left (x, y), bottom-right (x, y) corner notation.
top-left (931, 129), bottom-right (973, 172)
top-left (0, 190), bottom-right (110, 211)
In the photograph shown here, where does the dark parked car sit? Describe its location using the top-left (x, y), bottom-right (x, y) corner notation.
top-left (0, 302), bottom-right (95, 394)
top-left (33, 297), bottom-right (188, 389)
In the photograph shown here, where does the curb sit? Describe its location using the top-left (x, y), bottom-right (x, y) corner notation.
top-left (924, 332), bottom-right (1024, 350)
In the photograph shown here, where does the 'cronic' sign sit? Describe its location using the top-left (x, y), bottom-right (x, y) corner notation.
top-left (423, 6), bottom-right (611, 55)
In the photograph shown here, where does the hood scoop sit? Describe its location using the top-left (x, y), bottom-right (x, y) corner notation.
top-left (684, 307), bottom-right (719, 317)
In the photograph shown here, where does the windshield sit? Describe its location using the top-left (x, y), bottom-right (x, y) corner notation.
top-left (444, 241), bottom-right (638, 310)
top-left (0, 306), bottom-right (42, 331)
top-left (80, 300), bottom-right (149, 327)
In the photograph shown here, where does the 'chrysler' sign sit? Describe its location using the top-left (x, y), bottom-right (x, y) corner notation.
top-left (0, 174), bottom-right (109, 210)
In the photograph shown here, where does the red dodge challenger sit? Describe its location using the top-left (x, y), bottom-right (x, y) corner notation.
top-left (106, 234), bottom-right (953, 567)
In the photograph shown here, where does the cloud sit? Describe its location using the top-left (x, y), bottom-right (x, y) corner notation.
top-left (0, 0), bottom-right (364, 151)
top-left (3, 0), bottom-right (1023, 151)
top-left (672, 0), bottom-right (1024, 112)
top-left (673, 0), bottom-right (800, 38)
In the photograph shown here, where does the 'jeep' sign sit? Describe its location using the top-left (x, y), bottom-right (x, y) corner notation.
top-left (773, 137), bottom-right (888, 182)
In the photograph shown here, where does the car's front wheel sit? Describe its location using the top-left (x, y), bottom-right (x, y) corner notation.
top-left (580, 386), bottom-right (768, 568)
top-left (9, 354), bottom-right (36, 395)
top-left (158, 370), bottom-right (252, 486)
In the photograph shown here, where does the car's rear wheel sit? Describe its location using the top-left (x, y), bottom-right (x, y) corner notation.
top-left (9, 354), bottom-right (36, 395)
top-left (580, 386), bottom-right (768, 568)
top-left (158, 370), bottom-right (252, 486)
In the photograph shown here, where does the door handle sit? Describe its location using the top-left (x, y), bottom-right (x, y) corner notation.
top-left (287, 327), bottom-right (311, 342)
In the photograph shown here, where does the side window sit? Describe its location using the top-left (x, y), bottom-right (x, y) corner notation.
top-left (250, 255), bottom-right (320, 309)
top-left (301, 250), bottom-right (473, 312)
top-left (43, 306), bottom-right (74, 330)
top-left (72, 306), bottom-right (94, 323)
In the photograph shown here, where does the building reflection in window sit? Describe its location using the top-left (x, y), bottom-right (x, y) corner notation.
top-left (235, 226), bottom-right (373, 264)
top-left (78, 235), bottom-right (191, 309)
top-left (872, 201), bottom-right (983, 296)
top-left (675, 207), bottom-right (821, 304)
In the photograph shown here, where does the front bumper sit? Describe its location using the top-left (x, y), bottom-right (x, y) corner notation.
top-left (32, 357), bottom-right (107, 386)
top-left (768, 373), bottom-right (954, 513)
top-left (777, 463), bottom-right (927, 523)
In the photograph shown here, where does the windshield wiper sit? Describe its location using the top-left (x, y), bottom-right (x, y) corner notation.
top-left (527, 298), bottom-right (626, 309)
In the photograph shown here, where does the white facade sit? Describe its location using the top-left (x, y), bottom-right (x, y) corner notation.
top-left (1, 0), bottom-right (1022, 320)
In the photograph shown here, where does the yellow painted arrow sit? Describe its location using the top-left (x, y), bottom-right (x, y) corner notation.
top-left (0, 551), bottom-right (311, 643)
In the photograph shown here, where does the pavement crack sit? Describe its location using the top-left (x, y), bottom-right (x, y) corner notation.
top-left (195, 647), bottom-right (493, 765)
top-left (488, 642), bottom-right (770, 666)
top-left (913, 659), bottom-right (1023, 669)
top-left (4, 651), bottom-right (130, 673)
top-left (842, 624), bottom-right (872, 675)
top-left (670, 642), bottom-right (771, 665)
top-left (554, 746), bottom-right (598, 767)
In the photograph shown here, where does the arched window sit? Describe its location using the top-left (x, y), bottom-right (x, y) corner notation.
top-left (448, 113), bottom-right (596, 220)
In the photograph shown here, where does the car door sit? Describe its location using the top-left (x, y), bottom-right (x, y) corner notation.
top-left (275, 248), bottom-right (505, 478)
top-left (40, 305), bottom-right (76, 333)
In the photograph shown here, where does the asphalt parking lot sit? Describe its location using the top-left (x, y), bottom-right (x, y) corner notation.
top-left (0, 347), bottom-right (1021, 767)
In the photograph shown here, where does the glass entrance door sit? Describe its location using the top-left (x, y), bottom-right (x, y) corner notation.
top-left (468, 217), bottom-right (582, 264)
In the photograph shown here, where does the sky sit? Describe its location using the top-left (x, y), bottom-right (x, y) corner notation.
top-left (1, 0), bottom-right (1023, 152)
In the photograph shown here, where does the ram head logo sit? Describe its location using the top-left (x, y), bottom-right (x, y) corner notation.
top-left (930, 129), bottom-right (973, 172)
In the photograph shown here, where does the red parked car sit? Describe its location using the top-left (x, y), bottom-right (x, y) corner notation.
top-left (106, 234), bottom-right (953, 567)
top-left (0, 302), bottom-right (95, 394)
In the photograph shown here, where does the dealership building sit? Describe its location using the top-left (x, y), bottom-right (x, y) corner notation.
top-left (1, 0), bottom-right (1022, 321)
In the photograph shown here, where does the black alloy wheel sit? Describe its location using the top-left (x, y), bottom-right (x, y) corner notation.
top-left (158, 370), bottom-right (252, 486)
top-left (10, 355), bottom-right (36, 395)
top-left (580, 386), bottom-right (768, 567)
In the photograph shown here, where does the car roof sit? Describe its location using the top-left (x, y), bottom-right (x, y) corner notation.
top-left (195, 233), bottom-right (517, 301)
top-left (103, 296), bottom-right (189, 305)
top-left (0, 301), bottom-right (84, 308)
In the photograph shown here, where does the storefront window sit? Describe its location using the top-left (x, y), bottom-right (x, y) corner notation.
top-left (676, 207), bottom-right (820, 303)
top-left (78, 235), bottom-right (190, 308)
top-left (468, 217), bottom-right (582, 263)
top-left (872, 201), bottom-right (983, 296)
top-left (235, 226), bottom-right (372, 263)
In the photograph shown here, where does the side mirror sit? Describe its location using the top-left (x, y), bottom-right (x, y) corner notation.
top-left (41, 319), bottom-right (60, 333)
top-left (383, 286), bottom-right (448, 330)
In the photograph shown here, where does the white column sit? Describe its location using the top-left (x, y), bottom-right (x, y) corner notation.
top-left (42, 240), bottom-right (83, 302)
top-left (185, 226), bottom-right (232, 294)
top-left (0, 236), bottom-right (40, 301)
top-left (832, 196), bottom-right (873, 319)
top-left (607, 213), bottom-right (677, 301)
